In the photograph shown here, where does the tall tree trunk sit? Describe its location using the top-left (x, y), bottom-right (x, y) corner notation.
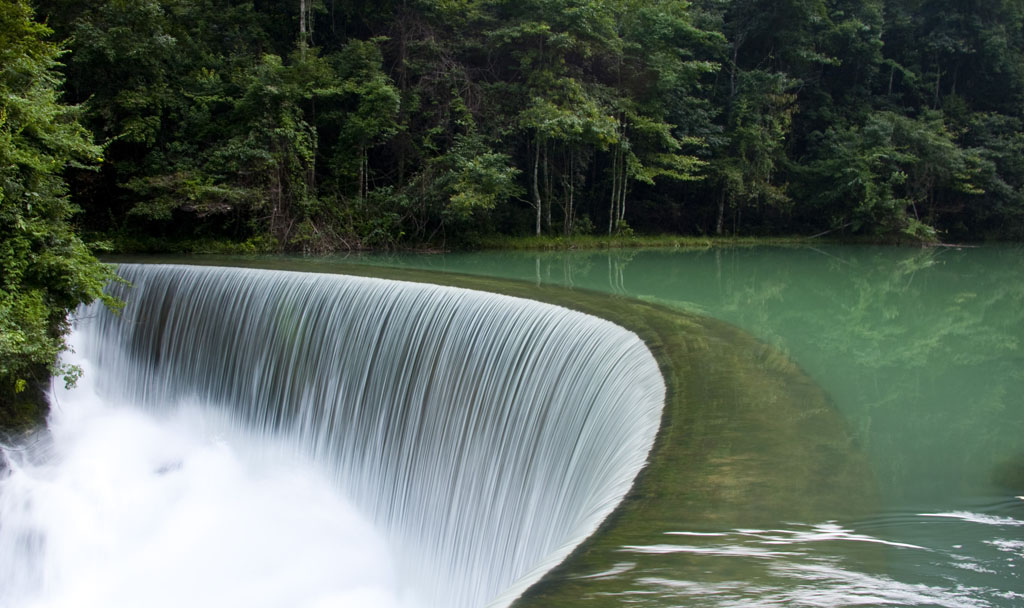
top-left (716, 188), bottom-right (726, 235)
top-left (608, 147), bottom-right (619, 235)
top-left (565, 180), bottom-right (574, 236)
top-left (563, 148), bottom-right (574, 236)
top-left (532, 137), bottom-right (542, 236)
top-left (730, 40), bottom-right (741, 99)
top-left (543, 141), bottom-right (552, 233)
top-left (614, 159), bottom-right (622, 226)
top-left (395, 10), bottom-right (409, 186)
top-left (299, 0), bottom-right (313, 47)
top-left (357, 146), bottom-right (368, 199)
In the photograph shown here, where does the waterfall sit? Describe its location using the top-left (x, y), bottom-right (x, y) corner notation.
top-left (2, 264), bottom-right (664, 608)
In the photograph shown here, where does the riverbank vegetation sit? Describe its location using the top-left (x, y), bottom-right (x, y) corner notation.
top-left (0, 0), bottom-right (119, 431)
top-left (25, 0), bottom-right (1024, 251)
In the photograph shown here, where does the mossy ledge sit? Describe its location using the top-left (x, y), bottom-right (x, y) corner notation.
top-left (107, 256), bottom-right (879, 604)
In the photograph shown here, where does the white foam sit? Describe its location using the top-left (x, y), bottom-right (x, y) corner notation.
top-left (919, 512), bottom-right (1024, 527)
top-left (0, 352), bottom-right (416, 608)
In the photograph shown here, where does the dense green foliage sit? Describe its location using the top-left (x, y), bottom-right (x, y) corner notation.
top-left (1, 0), bottom-right (120, 429)
top-left (30, 0), bottom-right (1024, 248)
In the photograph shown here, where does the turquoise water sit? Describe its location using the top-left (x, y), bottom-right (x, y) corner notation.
top-left (306, 245), bottom-right (1024, 606)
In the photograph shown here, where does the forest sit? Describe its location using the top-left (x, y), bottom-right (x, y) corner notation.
top-left (20, 0), bottom-right (1024, 250)
top-left (3, 0), bottom-right (1024, 419)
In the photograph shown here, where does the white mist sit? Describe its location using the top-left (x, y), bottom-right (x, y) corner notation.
top-left (0, 348), bottom-right (417, 608)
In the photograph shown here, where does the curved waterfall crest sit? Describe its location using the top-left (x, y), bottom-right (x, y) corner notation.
top-left (75, 264), bottom-right (665, 607)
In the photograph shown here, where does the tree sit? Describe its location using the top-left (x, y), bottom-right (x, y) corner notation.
top-left (323, 38), bottom-right (401, 202)
top-left (799, 110), bottom-right (983, 239)
top-left (485, 0), bottom-right (621, 235)
top-left (609, 0), bottom-right (716, 234)
top-left (710, 69), bottom-right (796, 234)
top-left (0, 0), bottom-right (119, 429)
top-left (486, 0), bottom-right (712, 236)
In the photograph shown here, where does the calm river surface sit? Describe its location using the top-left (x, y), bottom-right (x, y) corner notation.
top-left (306, 244), bottom-right (1024, 607)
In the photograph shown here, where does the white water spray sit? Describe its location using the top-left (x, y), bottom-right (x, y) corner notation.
top-left (0, 350), bottom-right (413, 608)
top-left (1, 265), bottom-right (665, 607)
